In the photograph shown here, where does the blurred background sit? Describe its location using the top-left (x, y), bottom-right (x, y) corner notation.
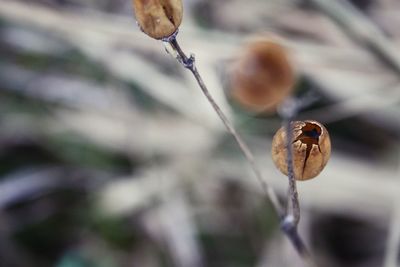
top-left (1, 0), bottom-right (400, 266)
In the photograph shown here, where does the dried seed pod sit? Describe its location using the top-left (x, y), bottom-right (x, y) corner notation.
top-left (133, 0), bottom-right (183, 39)
top-left (271, 120), bottom-right (331, 181)
top-left (229, 37), bottom-right (295, 113)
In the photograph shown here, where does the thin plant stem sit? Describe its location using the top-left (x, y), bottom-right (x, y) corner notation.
top-left (163, 34), bottom-right (315, 265)
top-left (166, 36), bottom-right (282, 217)
top-left (280, 101), bottom-right (301, 225)
top-left (279, 100), bottom-right (310, 263)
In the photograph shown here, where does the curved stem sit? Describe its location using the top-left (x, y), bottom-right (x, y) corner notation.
top-left (167, 37), bottom-right (282, 216)
top-left (164, 36), bottom-right (315, 265)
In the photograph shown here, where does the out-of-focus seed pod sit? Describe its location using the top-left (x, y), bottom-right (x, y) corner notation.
top-left (133, 0), bottom-right (183, 39)
top-left (229, 37), bottom-right (295, 113)
top-left (271, 120), bottom-right (331, 181)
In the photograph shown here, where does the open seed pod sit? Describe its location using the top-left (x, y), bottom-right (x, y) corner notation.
top-left (271, 120), bottom-right (331, 181)
top-left (229, 36), bottom-right (295, 113)
top-left (133, 0), bottom-right (183, 39)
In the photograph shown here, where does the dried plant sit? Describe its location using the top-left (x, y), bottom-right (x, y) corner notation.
top-left (228, 37), bottom-right (295, 113)
top-left (272, 120), bottom-right (331, 181)
top-left (131, 1), bottom-right (333, 265)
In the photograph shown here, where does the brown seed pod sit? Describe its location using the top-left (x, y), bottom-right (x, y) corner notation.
top-left (133, 0), bottom-right (183, 39)
top-left (229, 37), bottom-right (295, 113)
top-left (271, 120), bottom-right (331, 181)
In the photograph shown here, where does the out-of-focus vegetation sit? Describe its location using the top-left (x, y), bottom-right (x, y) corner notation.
top-left (1, 0), bottom-right (400, 266)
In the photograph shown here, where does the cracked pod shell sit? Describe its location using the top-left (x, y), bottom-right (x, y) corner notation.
top-left (271, 120), bottom-right (331, 181)
top-left (133, 0), bottom-right (183, 39)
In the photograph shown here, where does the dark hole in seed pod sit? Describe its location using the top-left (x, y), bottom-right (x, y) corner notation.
top-left (303, 128), bottom-right (320, 139)
top-left (293, 122), bottom-right (323, 176)
top-left (294, 122), bottom-right (322, 145)
top-left (301, 123), bottom-right (321, 139)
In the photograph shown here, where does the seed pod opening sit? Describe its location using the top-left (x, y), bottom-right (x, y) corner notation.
top-left (229, 37), bottom-right (295, 113)
top-left (133, 0), bottom-right (183, 39)
top-left (271, 120), bottom-right (331, 181)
